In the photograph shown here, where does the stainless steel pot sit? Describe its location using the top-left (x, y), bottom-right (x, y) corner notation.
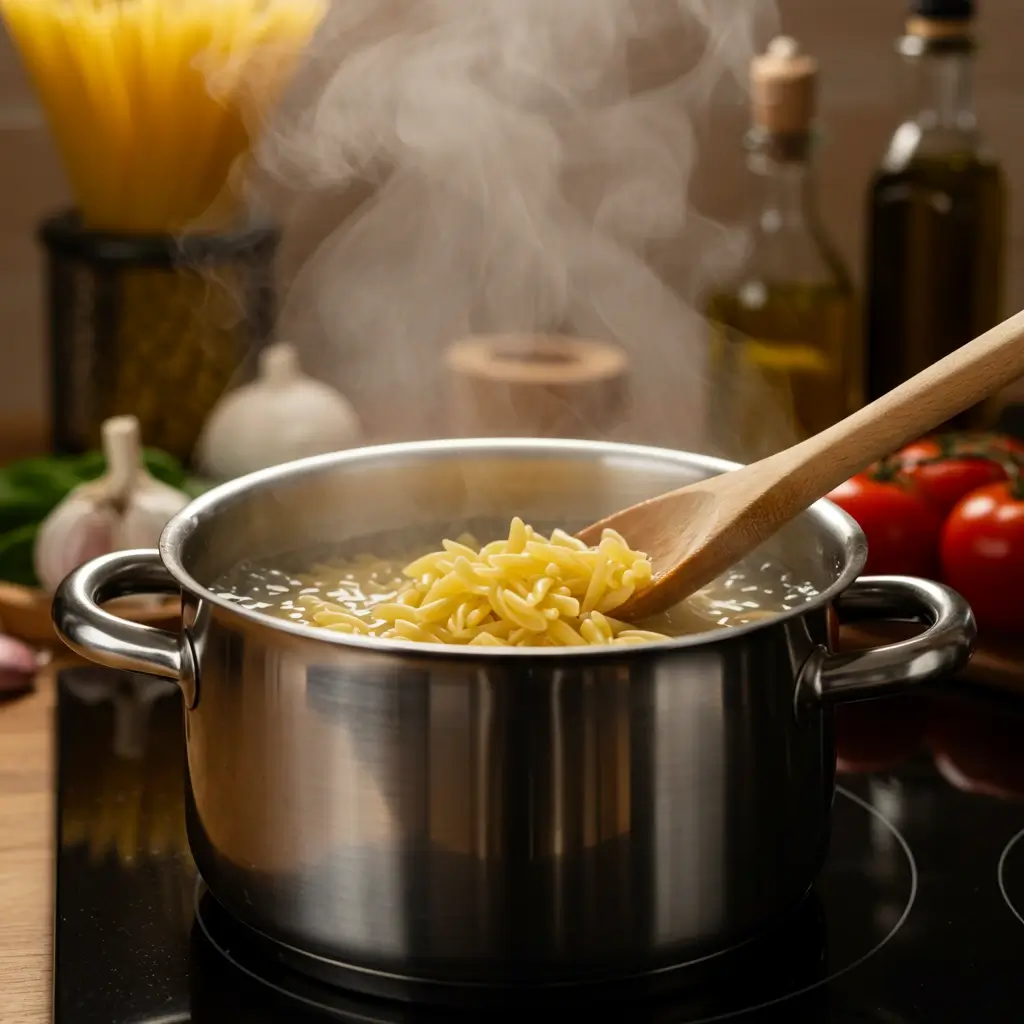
top-left (52, 439), bottom-right (975, 998)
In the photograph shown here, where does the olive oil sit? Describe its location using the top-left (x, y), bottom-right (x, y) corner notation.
top-left (864, 0), bottom-right (1006, 428)
top-left (706, 281), bottom-right (855, 462)
top-left (705, 38), bottom-right (857, 462)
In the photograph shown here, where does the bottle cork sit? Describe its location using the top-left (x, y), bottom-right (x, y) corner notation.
top-left (444, 334), bottom-right (630, 440)
top-left (905, 17), bottom-right (972, 40)
top-left (750, 36), bottom-right (818, 136)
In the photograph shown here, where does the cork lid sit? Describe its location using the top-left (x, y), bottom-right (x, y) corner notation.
top-left (750, 36), bottom-right (818, 136)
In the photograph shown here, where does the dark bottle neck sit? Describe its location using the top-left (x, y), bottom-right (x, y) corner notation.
top-left (896, 25), bottom-right (980, 149)
top-left (911, 47), bottom-right (976, 132)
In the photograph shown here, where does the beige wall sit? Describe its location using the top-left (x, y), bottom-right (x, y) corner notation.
top-left (0, 26), bottom-right (67, 442)
top-left (0, 0), bottom-right (1020, 445)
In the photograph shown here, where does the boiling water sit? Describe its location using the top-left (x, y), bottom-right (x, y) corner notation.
top-left (212, 521), bottom-right (820, 639)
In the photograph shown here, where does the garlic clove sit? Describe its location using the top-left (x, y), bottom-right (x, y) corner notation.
top-left (32, 415), bottom-right (191, 593)
top-left (34, 496), bottom-right (119, 594)
top-left (117, 479), bottom-right (191, 550)
top-left (196, 342), bottom-right (362, 481)
top-left (107, 415), bottom-right (191, 565)
top-left (102, 414), bottom-right (143, 496)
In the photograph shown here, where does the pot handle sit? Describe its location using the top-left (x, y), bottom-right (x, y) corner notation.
top-left (798, 575), bottom-right (976, 707)
top-left (52, 549), bottom-right (197, 709)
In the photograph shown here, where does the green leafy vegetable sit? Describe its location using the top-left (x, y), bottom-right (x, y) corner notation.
top-left (0, 523), bottom-right (40, 587)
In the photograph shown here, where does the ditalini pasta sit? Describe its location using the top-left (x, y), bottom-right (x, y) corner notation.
top-left (298, 518), bottom-right (670, 647)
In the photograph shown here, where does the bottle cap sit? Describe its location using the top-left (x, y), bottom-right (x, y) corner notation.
top-left (906, 0), bottom-right (974, 40)
top-left (910, 0), bottom-right (973, 19)
top-left (750, 36), bottom-right (818, 136)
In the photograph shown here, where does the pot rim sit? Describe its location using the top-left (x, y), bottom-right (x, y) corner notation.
top-left (160, 437), bottom-right (867, 659)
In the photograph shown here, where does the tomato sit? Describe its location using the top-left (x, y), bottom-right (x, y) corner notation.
top-left (895, 432), bottom-right (1024, 515)
top-left (827, 473), bottom-right (943, 577)
top-left (940, 480), bottom-right (1024, 634)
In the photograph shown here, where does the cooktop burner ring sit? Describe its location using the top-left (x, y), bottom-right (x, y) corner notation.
top-left (689, 784), bottom-right (918, 1022)
top-left (192, 784), bottom-right (918, 1023)
top-left (997, 826), bottom-right (1024, 927)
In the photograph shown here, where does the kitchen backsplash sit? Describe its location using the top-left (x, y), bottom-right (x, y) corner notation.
top-left (0, 0), bottom-right (1021, 444)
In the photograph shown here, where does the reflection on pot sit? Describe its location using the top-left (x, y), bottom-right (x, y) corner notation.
top-left (827, 1003), bottom-right (910, 1024)
top-left (188, 886), bottom-right (830, 1023)
top-left (865, 778), bottom-right (908, 889)
top-left (836, 696), bottom-right (928, 776)
top-left (836, 692), bottom-right (1024, 802)
top-left (927, 697), bottom-right (1024, 801)
top-left (61, 668), bottom-right (189, 865)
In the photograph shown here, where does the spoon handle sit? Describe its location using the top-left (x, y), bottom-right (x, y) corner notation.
top-left (774, 306), bottom-right (1024, 495)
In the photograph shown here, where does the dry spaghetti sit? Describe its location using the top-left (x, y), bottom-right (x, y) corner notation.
top-left (1, 0), bottom-right (324, 232)
top-left (298, 518), bottom-right (670, 647)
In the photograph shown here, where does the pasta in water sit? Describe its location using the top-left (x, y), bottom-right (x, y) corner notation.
top-left (214, 518), bottom-right (821, 645)
top-left (299, 518), bottom-right (669, 647)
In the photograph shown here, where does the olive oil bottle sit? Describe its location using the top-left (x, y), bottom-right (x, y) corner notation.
top-left (864, 0), bottom-right (1006, 427)
top-left (705, 38), bottom-right (857, 462)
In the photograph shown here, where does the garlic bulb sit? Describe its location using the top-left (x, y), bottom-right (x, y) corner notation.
top-left (196, 343), bottom-right (361, 481)
top-left (34, 415), bottom-right (190, 593)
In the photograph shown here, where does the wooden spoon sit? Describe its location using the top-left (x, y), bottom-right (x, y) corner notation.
top-left (577, 307), bottom-right (1024, 621)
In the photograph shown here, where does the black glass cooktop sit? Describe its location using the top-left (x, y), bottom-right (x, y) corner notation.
top-left (54, 666), bottom-right (1024, 1023)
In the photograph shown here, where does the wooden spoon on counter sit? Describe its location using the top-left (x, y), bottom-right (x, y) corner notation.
top-left (577, 307), bottom-right (1024, 621)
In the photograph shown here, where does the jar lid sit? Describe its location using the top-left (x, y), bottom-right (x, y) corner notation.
top-left (750, 36), bottom-right (818, 136)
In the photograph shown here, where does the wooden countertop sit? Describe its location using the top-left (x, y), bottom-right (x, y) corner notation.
top-left (0, 423), bottom-right (51, 1022)
top-left (0, 663), bottom-right (56, 1024)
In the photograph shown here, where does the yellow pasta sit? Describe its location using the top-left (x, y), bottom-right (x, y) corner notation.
top-left (298, 518), bottom-right (671, 648)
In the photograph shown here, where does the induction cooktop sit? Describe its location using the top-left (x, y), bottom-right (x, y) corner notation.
top-left (52, 666), bottom-right (1024, 1023)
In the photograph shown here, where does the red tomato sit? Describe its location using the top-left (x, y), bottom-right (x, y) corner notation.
top-left (940, 481), bottom-right (1024, 635)
top-left (827, 473), bottom-right (943, 577)
top-left (895, 432), bottom-right (1024, 515)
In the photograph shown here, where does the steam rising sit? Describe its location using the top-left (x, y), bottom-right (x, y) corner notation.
top-left (253, 0), bottom-right (776, 445)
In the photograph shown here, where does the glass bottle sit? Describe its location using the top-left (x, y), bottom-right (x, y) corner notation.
top-left (705, 37), bottom-right (857, 463)
top-left (864, 0), bottom-right (1006, 428)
